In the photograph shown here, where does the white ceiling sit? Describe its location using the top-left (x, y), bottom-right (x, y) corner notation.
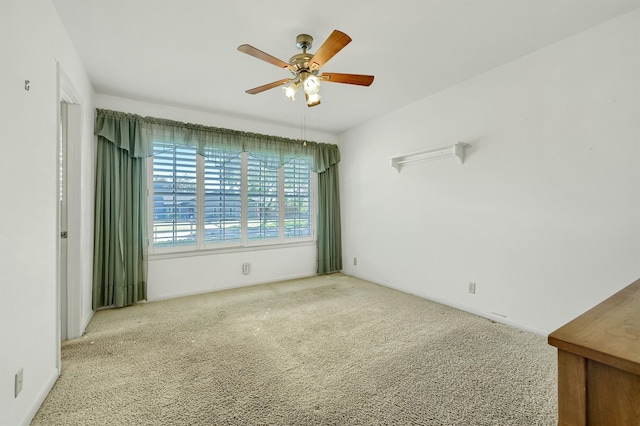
top-left (52, 0), bottom-right (640, 134)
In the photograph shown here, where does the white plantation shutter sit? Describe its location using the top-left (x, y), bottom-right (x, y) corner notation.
top-left (152, 145), bottom-right (198, 248)
top-left (284, 158), bottom-right (312, 239)
top-left (203, 148), bottom-right (242, 244)
top-left (247, 153), bottom-right (280, 241)
top-left (149, 142), bottom-right (314, 253)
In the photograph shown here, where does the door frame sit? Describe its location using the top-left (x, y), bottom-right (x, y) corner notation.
top-left (56, 64), bottom-right (83, 369)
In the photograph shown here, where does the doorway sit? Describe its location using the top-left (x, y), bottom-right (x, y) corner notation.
top-left (59, 102), bottom-right (69, 341)
top-left (57, 66), bottom-right (82, 351)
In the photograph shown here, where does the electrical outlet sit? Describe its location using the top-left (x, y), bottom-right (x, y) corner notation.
top-left (353, 257), bottom-right (358, 266)
top-left (15, 368), bottom-right (23, 398)
top-left (242, 263), bottom-right (251, 275)
top-left (468, 282), bottom-right (477, 294)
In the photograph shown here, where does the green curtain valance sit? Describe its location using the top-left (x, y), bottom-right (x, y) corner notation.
top-left (95, 109), bottom-right (339, 173)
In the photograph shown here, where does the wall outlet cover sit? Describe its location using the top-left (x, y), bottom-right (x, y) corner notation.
top-left (15, 368), bottom-right (23, 398)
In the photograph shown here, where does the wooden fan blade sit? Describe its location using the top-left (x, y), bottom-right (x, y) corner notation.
top-left (320, 73), bottom-right (374, 86)
top-left (308, 30), bottom-right (352, 71)
top-left (245, 78), bottom-right (291, 95)
top-left (238, 44), bottom-right (294, 71)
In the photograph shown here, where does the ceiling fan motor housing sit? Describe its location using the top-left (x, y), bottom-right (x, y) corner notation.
top-left (289, 53), bottom-right (316, 74)
top-left (290, 34), bottom-right (316, 75)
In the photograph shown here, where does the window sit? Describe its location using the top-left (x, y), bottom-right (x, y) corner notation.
top-left (149, 143), bottom-right (315, 253)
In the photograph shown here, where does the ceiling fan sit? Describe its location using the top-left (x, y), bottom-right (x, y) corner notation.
top-left (238, 30), bottom-right (374, 107)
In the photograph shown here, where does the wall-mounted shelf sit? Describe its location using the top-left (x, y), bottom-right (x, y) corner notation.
top-left (388, 142), bottom-right (468, 172)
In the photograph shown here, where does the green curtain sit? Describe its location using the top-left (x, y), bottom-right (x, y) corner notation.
top-left (93, 137), bottom-right (147, 309)
top-left (93, 109), bottom-right (343, 307)
top-left (317, 163), bottom-right (342, 274)
top-left (95, 108), bottom-right (314, 162)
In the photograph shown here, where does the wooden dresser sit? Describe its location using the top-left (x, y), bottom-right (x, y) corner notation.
top-left (548, 278), bottom-right (640, 425)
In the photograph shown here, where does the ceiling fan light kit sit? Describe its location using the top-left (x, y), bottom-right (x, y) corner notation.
top-left (238, 30), bottom-right (374, 107)
top-left (282, 82), bottom-right (299, 100)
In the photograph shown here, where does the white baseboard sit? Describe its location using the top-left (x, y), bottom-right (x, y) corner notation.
top-left (345, 272), bottom-right (550, 336)
top-left (19, 368), bottom-right (59, 426)
top-left (148, 272), bottom-right (318, 302)
top-left (420, 293), bottom-right (550, 336)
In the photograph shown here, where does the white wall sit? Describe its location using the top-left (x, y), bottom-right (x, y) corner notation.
top-left (0, 1), bottom-right (95, 424)
top-left (95, 95), bottom-right (337, 300)
top-left (148, 244), bottom-right (318, 300)
top-left (339, 10), bottom-right (640, 335)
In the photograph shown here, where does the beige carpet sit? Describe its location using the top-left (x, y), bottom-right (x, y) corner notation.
top-left (33, 274), bottom-right (557, 425)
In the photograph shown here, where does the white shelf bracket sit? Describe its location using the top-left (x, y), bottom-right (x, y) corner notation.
top-left (389, 142), bottom-right (468, 172)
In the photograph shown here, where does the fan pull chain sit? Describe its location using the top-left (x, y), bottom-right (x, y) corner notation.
top-left (300, 108), bottom-right (307, 146)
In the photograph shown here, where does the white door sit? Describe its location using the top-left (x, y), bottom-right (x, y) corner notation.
top-left (59, 101), bottom-right (69, 341)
